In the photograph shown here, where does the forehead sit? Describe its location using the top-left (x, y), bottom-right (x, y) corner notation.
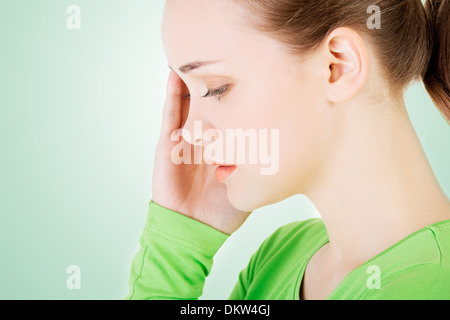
top-left (161, 0), bottom-right (256, 69)
top-left (161, 0), bottom-right (304, 80)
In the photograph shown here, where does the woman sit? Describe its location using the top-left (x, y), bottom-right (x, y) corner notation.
top-left (126, 0), bottom-right (450, 300)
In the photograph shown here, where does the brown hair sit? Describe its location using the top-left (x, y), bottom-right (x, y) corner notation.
top-left (424, 0), bottom-right (450, 123)
top-left (232, 0), bottom-right (450, 123)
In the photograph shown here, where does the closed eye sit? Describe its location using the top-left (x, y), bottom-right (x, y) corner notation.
top-left (202, 85), bottom-right (231, 101)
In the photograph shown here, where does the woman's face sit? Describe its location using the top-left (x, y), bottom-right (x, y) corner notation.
top-left (162, 0), bottom-right (334, 212)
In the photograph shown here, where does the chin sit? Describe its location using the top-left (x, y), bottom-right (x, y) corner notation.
top-left (226, 184), bottom-right (276, 213)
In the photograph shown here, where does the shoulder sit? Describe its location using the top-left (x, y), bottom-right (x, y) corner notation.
top-left (364, 263), bottom-right (450, 300)
top-left (258, 218), bottom-right (327, 251)
top-left (363, 221), bottom-right (450, 300)
top-left (270, 217), bottom-right (326, 241)
top-left (248, 218), bottom-right (328, 270)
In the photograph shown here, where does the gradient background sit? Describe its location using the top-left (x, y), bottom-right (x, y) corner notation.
top-left (0, 1), bottom-right (448, 299)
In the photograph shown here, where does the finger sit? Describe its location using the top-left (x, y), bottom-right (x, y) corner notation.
top-left (161, 70), bottom-right (184, 137)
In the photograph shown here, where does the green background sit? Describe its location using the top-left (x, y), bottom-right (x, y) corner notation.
top-left (0, 1), bottom-right (448, 299)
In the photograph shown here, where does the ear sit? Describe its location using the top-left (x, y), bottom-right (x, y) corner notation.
top-left (323, 27), bottom-right (370, 103)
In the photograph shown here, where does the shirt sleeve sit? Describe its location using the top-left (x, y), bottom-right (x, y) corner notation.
top-left (125, 200), bottom-right (230, 300)
top-left (227, 235), bottom-right (271, 300)
top-left (227, 254), bottom-right (254, 300)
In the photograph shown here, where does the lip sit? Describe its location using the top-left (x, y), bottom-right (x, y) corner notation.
top-left (214, 165), bottom-right (237, 182)
top-left (209, 162), bottom-right (235, 167)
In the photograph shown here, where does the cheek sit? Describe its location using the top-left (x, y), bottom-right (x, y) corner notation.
top-left (223, 102), bottom-right (327, 208)
top-left (225, 165), bottom-right (280, 211)
top-left (224, 138), bottom-right (316, 212)
top-left (219, 71), bottom-right (327, 207)
top-left (226, 163), bottom-right (301, 211)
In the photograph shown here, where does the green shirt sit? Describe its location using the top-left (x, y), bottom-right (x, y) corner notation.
top-left (126, 200), bottom-right (450, 300)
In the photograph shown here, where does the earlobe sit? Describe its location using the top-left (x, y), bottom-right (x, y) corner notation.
top-left (325, 28), bottom-right (369, 103)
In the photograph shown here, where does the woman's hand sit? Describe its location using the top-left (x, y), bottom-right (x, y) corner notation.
top-left (151, 71), bottom-right (252, 235)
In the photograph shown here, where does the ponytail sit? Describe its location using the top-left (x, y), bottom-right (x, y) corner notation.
top-left (423, 0), bottom-right (450, 124)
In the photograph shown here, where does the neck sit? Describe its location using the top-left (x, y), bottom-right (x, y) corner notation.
top-left (305, 97), bottom-right (450, 268)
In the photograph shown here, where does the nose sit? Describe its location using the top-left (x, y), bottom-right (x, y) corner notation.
top-left (182, 107), bottom-right (215, 147)
top-left (182, 119), bottom-right (203, 146)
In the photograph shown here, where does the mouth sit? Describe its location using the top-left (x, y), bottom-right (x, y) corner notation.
top-left (213, 164), bottom-right (237, 182)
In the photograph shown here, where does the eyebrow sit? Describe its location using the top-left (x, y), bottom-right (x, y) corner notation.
top-left (169, 60), bottom-right (221, 74)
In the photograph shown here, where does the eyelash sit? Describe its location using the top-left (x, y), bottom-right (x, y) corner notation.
top-left (182, 85), bottom-right (230, 102)
top-left (202, 85), bottom-right (230, 101)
